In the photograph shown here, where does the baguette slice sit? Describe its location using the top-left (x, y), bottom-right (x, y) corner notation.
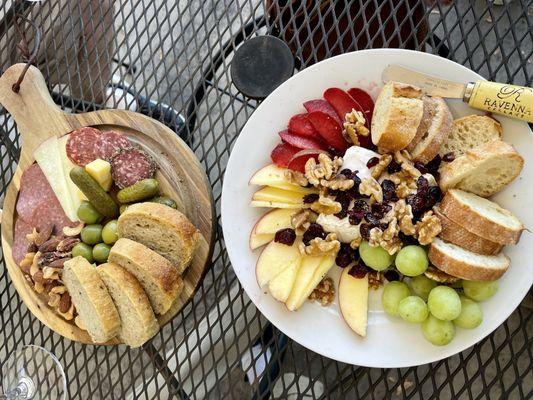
top-left (63, 256), bottom-right (120, 343)
top-left (118, 202), bottom-right (200, 273)
top-left (371, 82), bottom-right (424, 151)
top-left (410, 97), bottom-right (453, 163)
top-left (429, 238), bottom-right (510, 281)
top-left (406, 96), bottom-right (434, 152)
top-left (439, 140), bottom-right (524, 197)
top-left (434, 207), bottom-right (503, 255)
top-left (109, 238), bottom-right (183, 314)
top-left (439, 189), bottom-right (524, 245)
top-left (440, 115), bottom-right (503, 157)
top-left (97, 263), bottom-right (159, 347)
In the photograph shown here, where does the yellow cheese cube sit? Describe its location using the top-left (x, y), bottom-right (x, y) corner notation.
top-left (85, 159), bottom-right (113, 191)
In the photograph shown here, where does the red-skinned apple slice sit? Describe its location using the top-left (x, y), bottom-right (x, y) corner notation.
top-left (271, 142), bottom-right (300, 167)
top-left (287, 149), bottom-right (328, 173)
top-left (303, 99), bottom-right (342, 125)
top-left (323, 88), bottom-right (364, 121)
top-left (307, 111), bottom-right (349, 152)
top-left (288, 113), bottom-right (317, 137)
top-left (347, 88), bottom-right (375, 126)
top-left (279, 130), bottom-right (327, 151)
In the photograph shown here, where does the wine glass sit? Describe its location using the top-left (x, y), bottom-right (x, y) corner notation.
top-left (1, 345), bottom-right (66, 399)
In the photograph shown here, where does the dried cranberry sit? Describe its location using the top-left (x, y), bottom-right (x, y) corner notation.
top-left (417, 175), bottom-right (429, 189)
top-left (303, 193), bottom-right (319, 204)
top-left (387, 159), bottom-right (401, 174)
top-left (335, 210), bottom-right (348, 219)
top-left (371, 202), bottom-right (392, 218)
top-left (302, 223), bottom-right (326, 245)
top-left (348, 211), bottom-right (363, 225)
top-left (399, 231), bottom-right (418, 246)
top-left (442, 152), bottom-right (455, 162)
top-left (352, 199), bottom-right (370, 213)
top-left (381, 179), bottom-right (398, 203)
top-left (335, 192), bottom-right (350, 211)
top-left (364, 212), bottom-right (381, 225)
top-left (406, 194), bottom-right (425, 215)
top-left (359, 223), bottom-right (371, 240)
top-left (335, 243), bottom-right (354, 268)
top-left (414, 162), bottom-right (427, 174)
top-left (349, 260), bottom-right (369, 278)
top-left (384, 270), bottom-right (400, 282)
top-left (366, 157), bottom-right (379, 168)
top-left (428, 186), bottom-right (442, 204)
top-left (340, 168), bottom-right (352, 177)
top-left (425, 154), bottom-right (442, 174)
top-left (274, 228), bottom-right (296, 246)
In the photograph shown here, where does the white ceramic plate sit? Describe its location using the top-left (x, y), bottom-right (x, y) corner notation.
top-left (221, 49), bottom-right (533, 367)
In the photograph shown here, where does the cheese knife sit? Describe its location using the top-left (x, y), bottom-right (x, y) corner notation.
top-left (382, 64), bottom-right (533, 123)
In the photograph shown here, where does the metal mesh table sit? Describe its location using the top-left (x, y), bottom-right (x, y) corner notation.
top-left (0, 1), bottom-right (531, 399)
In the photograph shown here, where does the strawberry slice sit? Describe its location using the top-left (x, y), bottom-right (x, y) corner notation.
top-left (287, 149), bottom-right (328, 173)
top-left (303, 99), bottom-right (342, 125)
top-left (323, 88), bottom-right (364, 121)
top-left (347, 88), bottom-right (375, 126)
top-left (307, 111), bottom-right (349, 152)
top-left (288, 113), bottom-right (317, 137)
top-left (270, 142), bottom-right (299, 167)
top-left (279, 130), bottom-right (327, 151)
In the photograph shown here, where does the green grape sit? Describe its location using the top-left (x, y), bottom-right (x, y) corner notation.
top-left (81, 224), bottom-right (103, 245)
top-left (102, 220), bottom-right (119, 244)
top-left (359, 241), bottom-right (393, 271)
top-left (92, 243), bottom-right (111, 264)
top-left (427, 286), bottom-right (462, 321)
top-left (381, 281), bottom-right (411, 316)
top-left (453, 296), bottom-right (483, 329)
top-left (422, 315), bottom-right (455, 346)
top-left (394, 245), bottom-right (428, 277)
top-left (398, 296), bottom-right (429, 323)
top-left (77, 201), bottom-right (102, 224)
top-left (71, 242), bottom-right (94, 263)
top-left (463, 280), bottom-right (498, 301)
top-left (410, 275), bottom-right (437, 300)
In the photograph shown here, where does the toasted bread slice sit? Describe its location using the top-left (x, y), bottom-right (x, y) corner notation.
top-left (63, 257), bottom-right (120, 343)
top-left (434, 207), bottom-right (503, 255)
top-left (118, 202), bottom-right (200, 273)
top-left (440, 115), bottom-right (502, 157)
top-left (108, 238), bottom-right (183, 314)
top-left (410, 97), bottom-right (453, 163)
top-left (439, 140), bottom-right (524, 197)
top-left (97, 263), bottom-right (159, 347)
top-left (429, 238), bottom-right (510, 281)
top-left (371, 82), bottom-right (424, 151)
top-left (439, 189), bottom-right (524, 245)
top-left (406, 96), bottom-right (434, 152)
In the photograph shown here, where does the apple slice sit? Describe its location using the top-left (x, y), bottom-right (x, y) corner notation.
top-left (338, 267), bottom-right (369, 337)
top-left (249, 164), bottom-right (316, 194)
top-left (288, 113), bottom-right (318, 137)
top-left (252, 187), bottom-right (305, 205)
top-left (254, 208), bottom-right (296, 234)
top-left (287, 149), bottom-right (327, 173)
top-left (303, 99), bottom-right (342, 125)
top-left (256, 240), bottom-right (302, 287)
top-left (251, 200), bottom-right (304, 209)
top-left (347, 88), bottom-right (375, 126)
top-left (279, 130), bottom-right (327, 151)
top-left (249, 228), bottom-right (274, 250)
top-left (307, 111), bottom-right (349, 152)
top-left (269, 259), bottom-right (301, 302)
top-left (271, 142), bottom-right (300, 167)
top-left (285, 254), bottom-right (336, 311)
top-left (323, 88), bottom-right (364, 121)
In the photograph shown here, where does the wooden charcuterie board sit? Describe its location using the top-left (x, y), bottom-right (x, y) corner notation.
top-left (0, 64), bottom-right (214, 344)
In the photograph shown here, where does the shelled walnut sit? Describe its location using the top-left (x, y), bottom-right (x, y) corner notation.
top-left (309, 277), bottom-right (335, 306)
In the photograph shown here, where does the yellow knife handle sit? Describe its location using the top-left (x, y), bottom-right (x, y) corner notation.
top-left (465, 81), bottom-right (533, 123)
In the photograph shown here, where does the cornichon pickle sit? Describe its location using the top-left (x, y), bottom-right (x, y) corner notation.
top-left (70, 167), bottom-right (119, 218)
top-left (116, 178), bottom-right (159, 203)
top-left (119, 204), bottom-right (129, 214)
top-left (149, 196), bottom-right (177, 209)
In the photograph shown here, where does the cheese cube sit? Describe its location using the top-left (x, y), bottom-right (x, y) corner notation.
top-left (85, 159), bottom-right (113, 191)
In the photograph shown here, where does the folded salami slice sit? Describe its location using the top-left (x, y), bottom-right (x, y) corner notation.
top-left (110, 148), bottom-right (156, 189)
top-left (66, 127), bottom-right (102, 166)
top-left (96, 130), bottom-right (133, 160)
top-left (16, 164), bottom-right (56, 223)
top-left (13, 218), bottom-right (33, 265)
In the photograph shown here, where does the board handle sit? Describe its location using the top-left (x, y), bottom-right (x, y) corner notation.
top-left (0, 63), bottom-right (74, 155)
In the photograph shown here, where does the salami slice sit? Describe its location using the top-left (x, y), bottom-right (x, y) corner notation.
top-left (96, 130), bottom-right (133, 160)
top-left (110, 148), bottom-right (156, 189)
top-left (12, 218), bottom-right (33, 265)
top-left (31, 200), bottom-right (77, 236)
top-left (16, 164), bottom-right (56, 223)
top-left (66, 127), bottom-right (102, 166)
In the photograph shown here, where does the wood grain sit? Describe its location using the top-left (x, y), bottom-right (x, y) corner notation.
top-left (0, 64), bottom-right (214, 345)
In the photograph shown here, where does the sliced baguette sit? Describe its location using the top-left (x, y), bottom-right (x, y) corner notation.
top-left (429, 238), bottom-right (510, 281)
top-left (63, 256), bottom-right (120, 343)
top-left (96, 263), bottom-right (159, 347)
top-left (410, 97), bottom-right (453, 163)
top-left (108, 238), bottom-right (183, 314)
top-left (406, 96), bottom-right (434, 152)
top-left (434, 207), bottom-right (502, 255)
top-left (440, 115), bottom-right (503, 157)
top-left (439, 189), bottom-right (524, 245)
top-left (371, 82), bottom-right (424, 151)
top-left (118, 202), bottom-right (200, 273)
top-left (439, 140), bottom-right (524, 197)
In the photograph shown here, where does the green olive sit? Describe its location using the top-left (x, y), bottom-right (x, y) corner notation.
top-left (119, 205), bottom-right (129, 214)
top-left (102, 220), bottom-right (119, 244)
top-left (81, 224), bottom-right (103, 245)
top-left (149, 196), bottom-right (178, 209)
top-left (92, 243), bottom-right (111, 264)
top-left (71, 242), bottom-right (94, 263)
top-left (77, 201), bottom-right (103, 224)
